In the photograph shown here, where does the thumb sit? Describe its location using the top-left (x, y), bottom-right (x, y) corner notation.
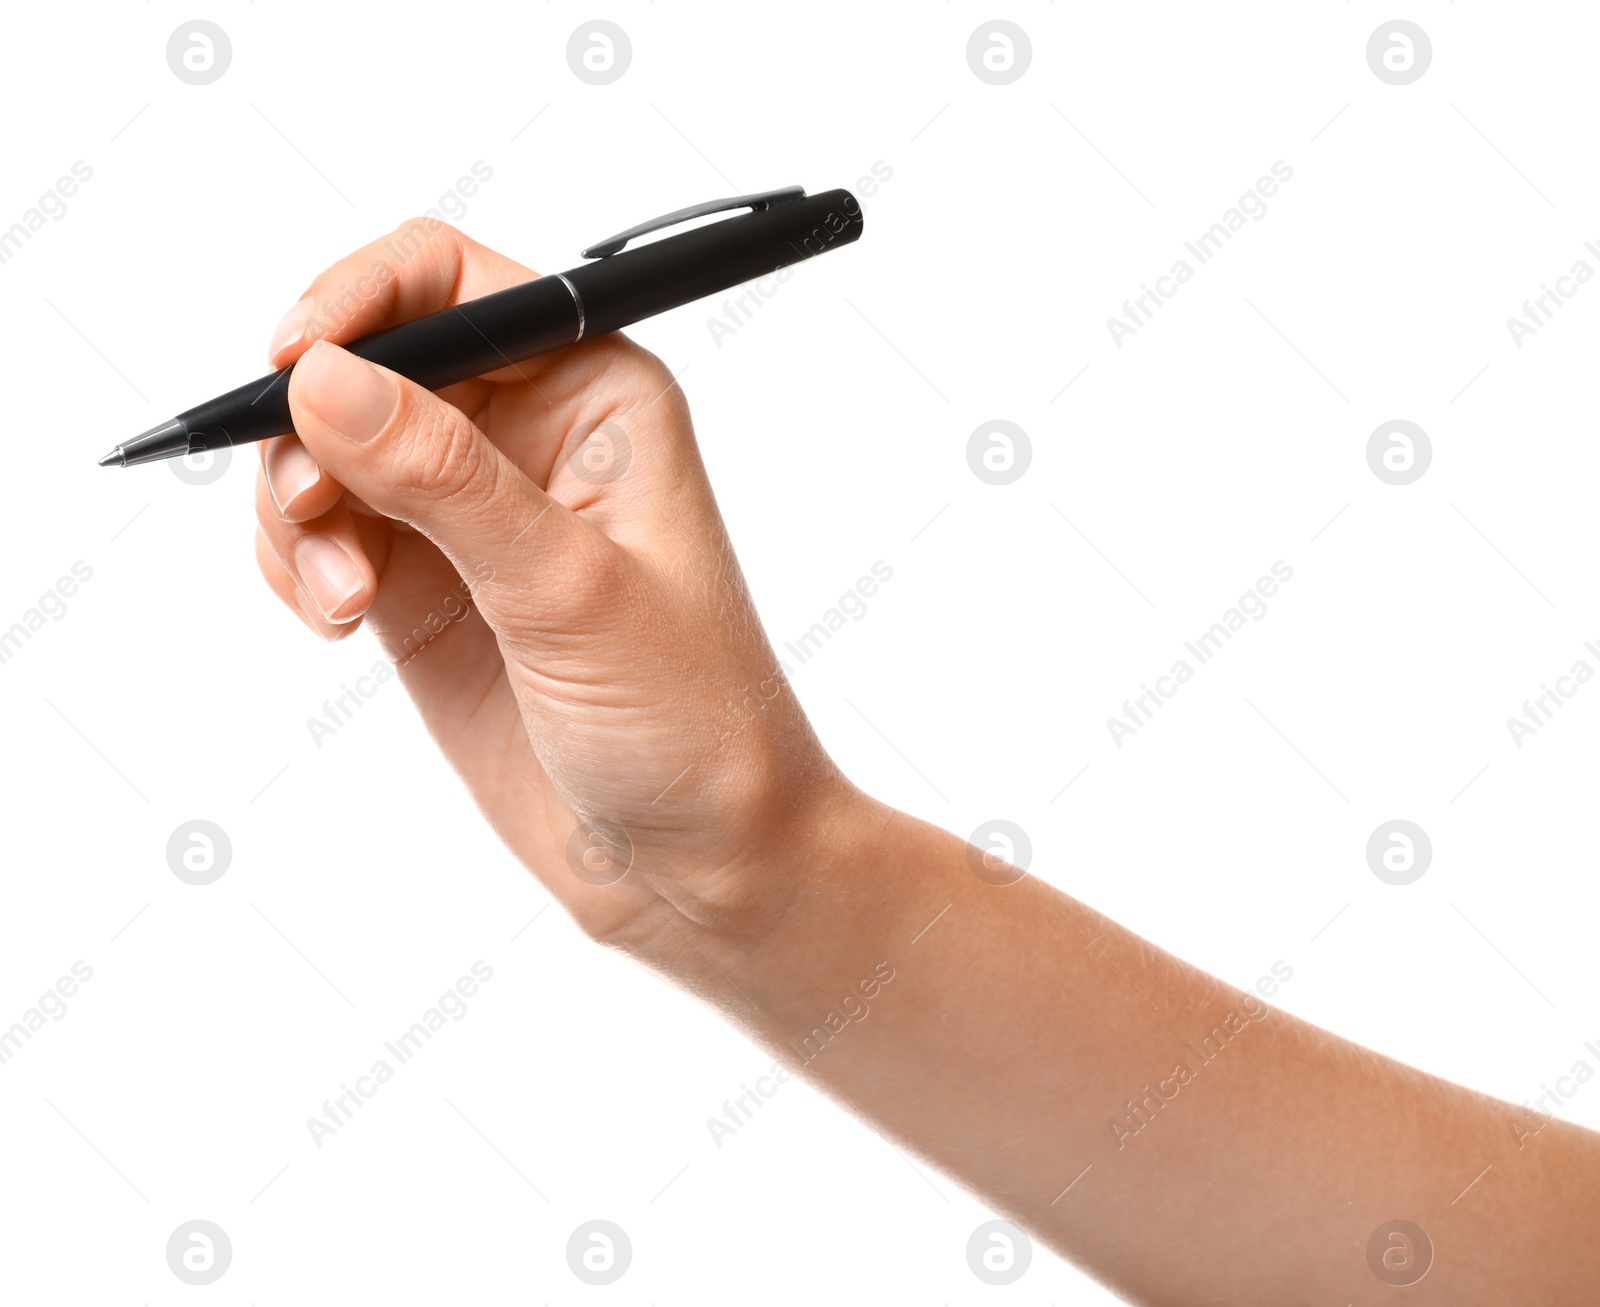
top-left (287, 340), bottom-right (598, 638)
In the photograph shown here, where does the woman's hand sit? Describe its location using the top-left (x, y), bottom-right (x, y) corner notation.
top-left (253, 219), bottom-right (1600, 1305)
top-left (253, 217), bottom-right (851, 953)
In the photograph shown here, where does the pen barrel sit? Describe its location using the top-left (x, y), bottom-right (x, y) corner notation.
top-left (174, 188), bottom-right (862, 452)
top-left (179, 274), bottom-right (583, 448)
top-left (564, 187), bottom-right (864, 337)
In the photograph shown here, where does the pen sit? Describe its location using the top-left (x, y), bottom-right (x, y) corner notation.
top-left (98, 185), bottom-right (864, 467)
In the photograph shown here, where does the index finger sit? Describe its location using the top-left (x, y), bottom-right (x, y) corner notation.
top-left (267, 217), bottom-right (537, 370)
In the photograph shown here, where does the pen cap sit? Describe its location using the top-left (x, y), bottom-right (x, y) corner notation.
top-left (565, 187), bottom-right (864, 338)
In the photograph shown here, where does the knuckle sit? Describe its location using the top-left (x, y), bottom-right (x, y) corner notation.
top-left (493, 535), bottom-right (627, 647)
top-left (628, 340), bottom-right (683, 392)
top-left (395, 214), bottom-right (458, 243)
top-left (387, 215), bottom-right (461, 270)
top-left (606, 344), bottom-right (677, 417)
top-left (561, 538), bottom-right (626, 610)
top-left (400, 400), bottom-right (496, 509)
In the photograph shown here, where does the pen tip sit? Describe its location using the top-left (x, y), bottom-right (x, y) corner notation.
top-left (98, 448), bottom-right (123, 468)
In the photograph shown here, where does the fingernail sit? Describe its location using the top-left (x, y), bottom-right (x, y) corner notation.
top-left (269, 296), bottom-right (316, 361)
top-left (295, 589), bottom-right (338, 641)
top-left (296, 341), bottom-right (397, 443)
top-left (295, 534), bottom-right (366, 622)
top-left (264, 439), bottom-right (322, 516)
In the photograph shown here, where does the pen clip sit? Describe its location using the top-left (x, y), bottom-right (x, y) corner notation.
top-left (581, 185), bottom-right (806, 259)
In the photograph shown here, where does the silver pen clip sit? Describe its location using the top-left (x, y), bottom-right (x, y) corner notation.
top-left (582, 185), bottom-right (806, 259)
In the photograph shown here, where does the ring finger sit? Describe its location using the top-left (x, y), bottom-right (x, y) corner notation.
top-left (254, 467), bottom-right (377, 626)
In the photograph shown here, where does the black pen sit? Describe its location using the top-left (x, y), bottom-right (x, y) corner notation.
top-left (99, 185), bottom-right (864, 468)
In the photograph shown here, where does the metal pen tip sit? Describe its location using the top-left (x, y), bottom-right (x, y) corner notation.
top-left (102, 419), bottom-right (189, 467)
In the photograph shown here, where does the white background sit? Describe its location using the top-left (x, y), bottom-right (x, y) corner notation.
top-left (3, 2), bottom-right (1598, 1302)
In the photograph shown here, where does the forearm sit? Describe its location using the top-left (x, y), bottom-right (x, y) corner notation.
top-left (637, 787), bottom-right (1600, 1304)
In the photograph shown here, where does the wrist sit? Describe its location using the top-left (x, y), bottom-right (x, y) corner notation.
top-left (634, 769), bottom-right (884, 952)
top-left (635, 781), bottom-right (967, 1036)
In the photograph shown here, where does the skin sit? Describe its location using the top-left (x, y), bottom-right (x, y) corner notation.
top-left (255, 217), bottom-right (1600, 1304)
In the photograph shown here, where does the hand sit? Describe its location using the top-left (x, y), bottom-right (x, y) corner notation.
top-left (253, 218), bottom-right (852, 950)
top-left (251, 221), bottom-right (1600, 1307)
